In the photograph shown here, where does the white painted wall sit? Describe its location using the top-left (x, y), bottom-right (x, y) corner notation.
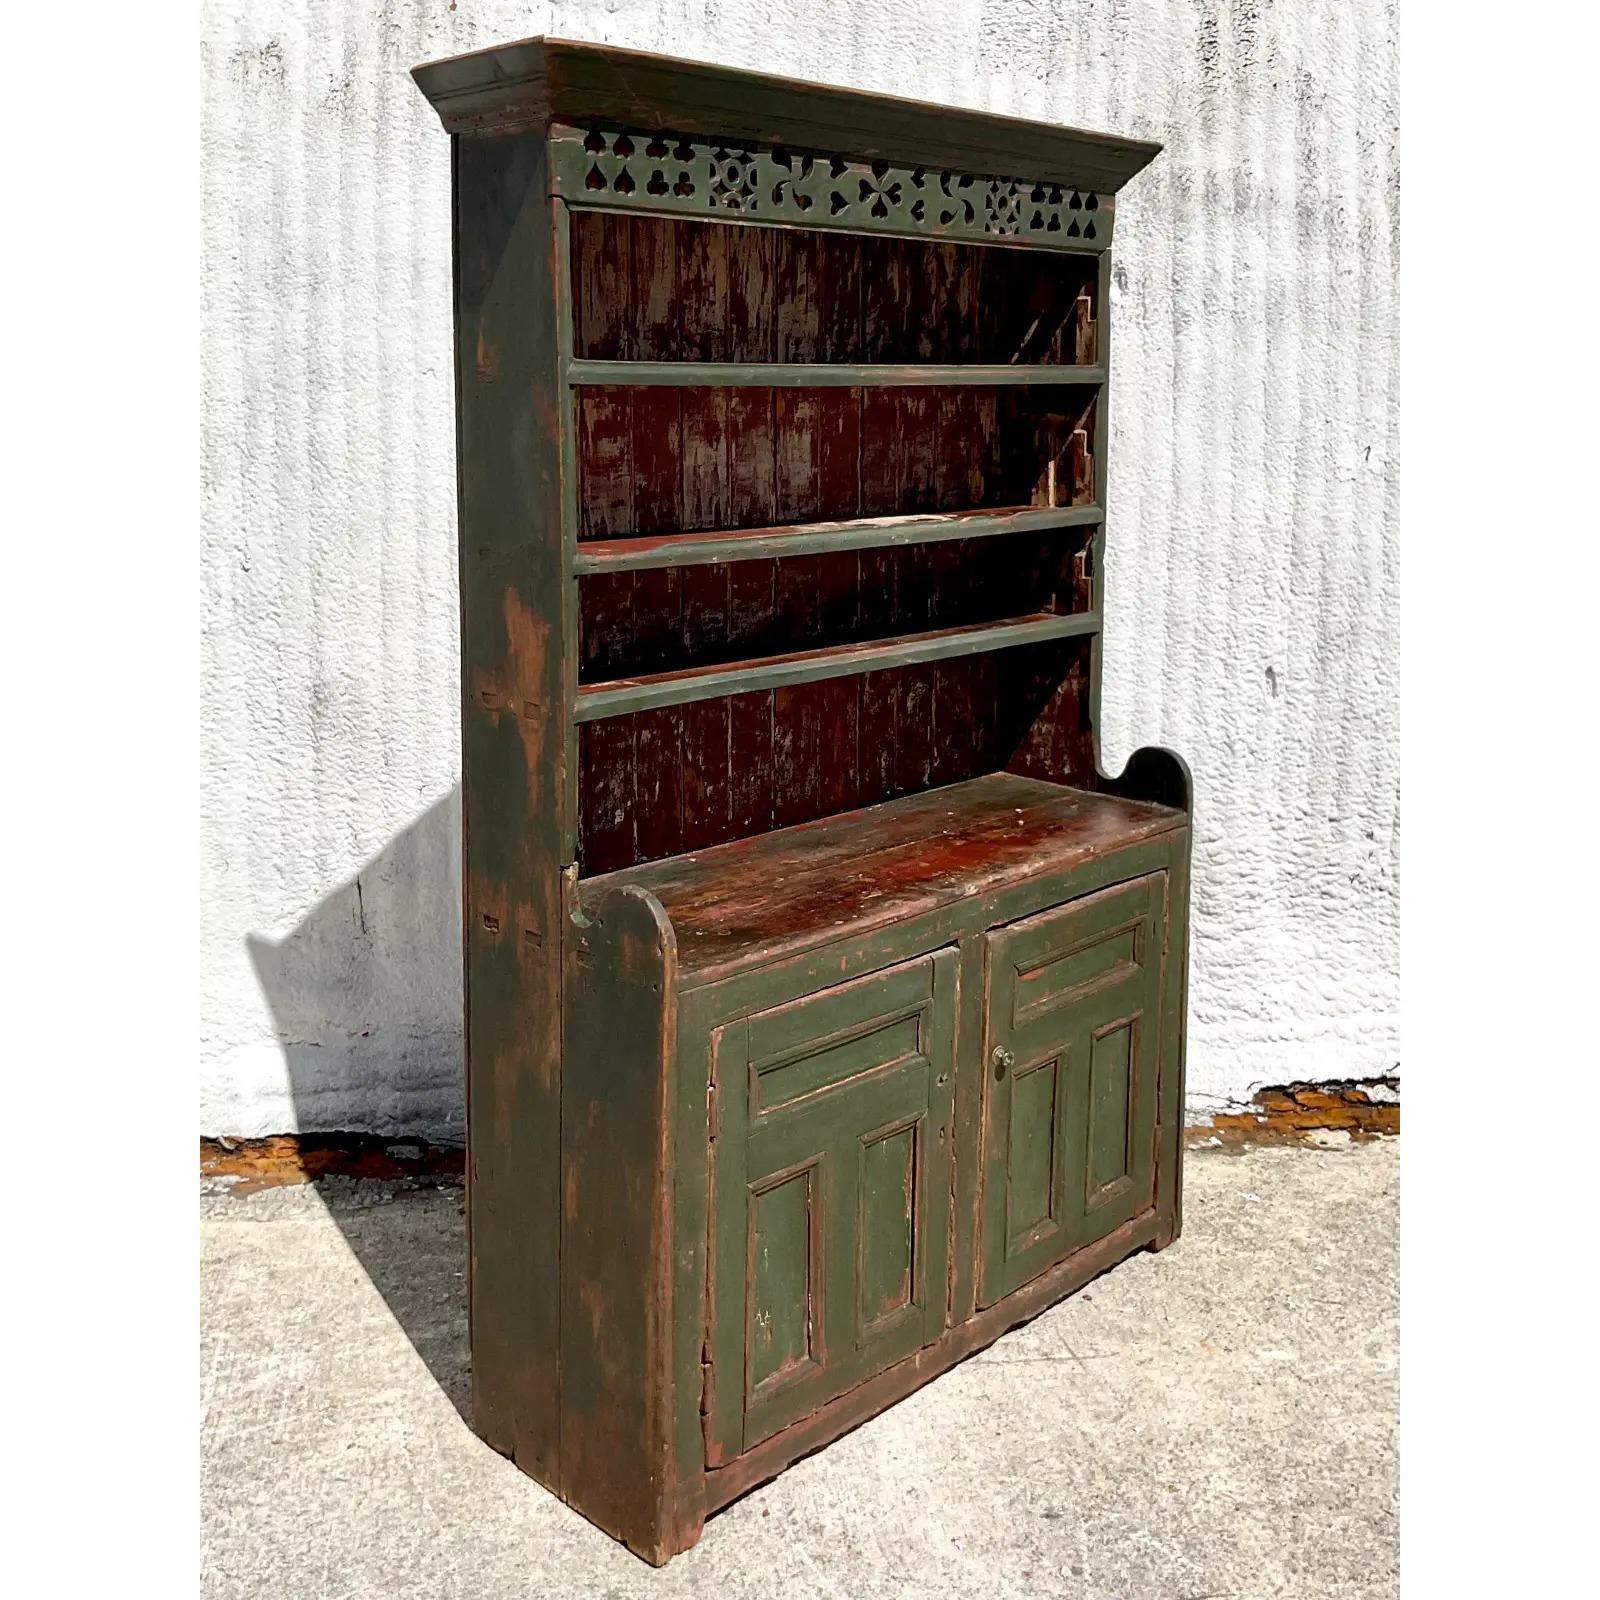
top-left (200, 0), bottom-right (1399, 1139)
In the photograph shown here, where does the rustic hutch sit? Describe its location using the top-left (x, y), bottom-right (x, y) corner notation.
top-left (414, 38), bottom-right (1190, 1565)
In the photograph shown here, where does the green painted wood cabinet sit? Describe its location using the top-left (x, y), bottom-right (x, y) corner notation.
top-left (414, 37), bottom-right (1191, 1565)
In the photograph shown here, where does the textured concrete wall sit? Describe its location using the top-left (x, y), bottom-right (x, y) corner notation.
top-left (200, 0), bottom-right (1399, 1139)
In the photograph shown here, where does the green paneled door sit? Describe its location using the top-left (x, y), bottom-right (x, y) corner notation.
top-left (977, 874), bottom-right (1168, 1307)
top-left (707, 951), bottom-right (958, 1460)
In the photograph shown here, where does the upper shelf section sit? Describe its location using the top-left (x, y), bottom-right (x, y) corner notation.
top-left (572, 214), bottom-right (1103, 369)
top-left (411, 38), bottom-right (1162, 195)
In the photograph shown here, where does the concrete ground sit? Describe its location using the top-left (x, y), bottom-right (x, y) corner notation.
top-left (201, 1139), bottom-right (1397, 1599)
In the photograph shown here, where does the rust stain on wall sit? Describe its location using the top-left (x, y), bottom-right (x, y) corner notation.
top-left (200, 1133), bottom-right (464, 1191)
top-left (1188, 1078), bottom-right (1399, 1148)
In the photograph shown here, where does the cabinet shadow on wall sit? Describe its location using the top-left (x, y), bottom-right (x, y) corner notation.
top-left (245, 787), bottom-right (474, 1423)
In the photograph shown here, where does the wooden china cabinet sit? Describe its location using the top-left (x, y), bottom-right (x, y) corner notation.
top-left (414, 36), bottom-right (1189, 1565)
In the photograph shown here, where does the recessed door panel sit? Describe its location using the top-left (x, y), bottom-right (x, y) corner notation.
top-left (708, 950), bottom-right (958, 1459)
top-left (858, 1118), bottom-right (918, 1339)
top-left (747, 1161), bottom-right (821, 1398)
top-left (1006, 1053), bottom-right (1062, 1250)
top-left (978, 873), bottom-right (1167, 1307)
top-left (1086, 1017), bottom-right (1138, 1208)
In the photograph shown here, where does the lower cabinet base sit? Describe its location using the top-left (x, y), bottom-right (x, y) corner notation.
top-left (700, 1203), bottom-right (1168, 1524)
top-left (517, 789), bottom-right (1192, 1567)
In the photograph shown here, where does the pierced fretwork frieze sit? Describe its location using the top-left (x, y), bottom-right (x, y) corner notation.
top-left (551, 125), bottom-right (1113, 250)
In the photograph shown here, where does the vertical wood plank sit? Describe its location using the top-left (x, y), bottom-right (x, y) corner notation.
top-left (957, 387), bottom-right (1000, 509)
top-left (726, 381), bottom-right (778, 813)
top-left (895, 388), bottom-right (938, 513)
top-left (967, 650), bottom-right (1001, 773)
top-left (721, 394), bottom-right (779, 670)
top-left (818, 230), bottom-right (864, 362)
top-left (813, 385), bottom-right (862, 647)
top-left (679, 691), bottom-right (731, 850)
top-left (856, 666), bottom-right (897, 806)
top-left (853, 218), bottom-right (893, 799)
top-left (771, 380), bottom-right (824, 825)
top-left (680, 394), bottom-right (730, 564)
top-left (855, 369), bottom-right (896, 812)
top-left (861, 238), bottom-right (909, 362)
top-left (930, 659), bottom-right (978, 786)
top-left (572, 210), bottom-right (633, 360)
top-left (813, 380), bottom-right (863, 801)
top-left (929, 384), bottom-right (977, 783)
top-left (773, 231), bottom-right (821, 361)
top-left (578, 717), bottom-right (637, 872)
top-left (815, 387), bottom-right (861, 520)
top-left (858, 389), bottom-right (895, 518)
top-left (673, 221), bottom-right (734, 852)
top-left (576, 390), bottom-right (634, 538)
top-left (632, 214), bottom-right (679, 361)
top-left (727, 224), bottom-right (776, 360)
top-left (894, 387), bottom-right (937, 790)
top-left (634, 699), bottom-right (685, 863)
top-left (857, 374), bottom-right (902, 798)
top-left (728, 687), bottom-right (776, 839)
top-left (894, 659), bottom-right (936, 797)
top-left (678, 214), bottom-right (730, 360)
top-left (947, 243), bottom-right (980, 361)
top-left (630, 214), bottom-right (687, 862)
top-left (811, 677), bottom-right (861, 818)
top-left (679, 384), bottom-right (731, 851)
top-left (578, 571), bottom-right (633, 684)
top-left (453, 130), bottom-right (566, 1484)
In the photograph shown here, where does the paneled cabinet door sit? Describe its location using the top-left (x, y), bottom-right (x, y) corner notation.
top-left (705, 951), bottom-right (958, 1461)
top-left (977, 873), bottom-right (1168, 1308)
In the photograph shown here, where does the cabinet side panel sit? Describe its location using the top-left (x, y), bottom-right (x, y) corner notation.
top-left (562, 891), bottom-right (694, 1561)
top-left (1153, 828), bottom-right (1191, 1246)
top-left (454, 130), bottom-right (568, 1479)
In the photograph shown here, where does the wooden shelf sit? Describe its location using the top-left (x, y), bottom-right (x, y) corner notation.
top-left (575, 611), bottom-right (1099, 722)
top-left (573, 504), bottom-right (1103, 574)
top-left (567, 360), bottom-right (1107, 389)
top-left (578, 772), bottom-right (1184, 984)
